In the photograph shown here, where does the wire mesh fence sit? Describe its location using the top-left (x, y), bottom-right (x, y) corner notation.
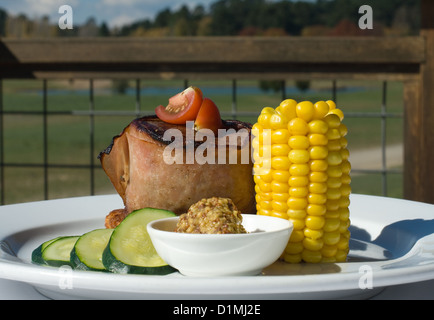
top-left (0, 78), bottom-right (403, 205)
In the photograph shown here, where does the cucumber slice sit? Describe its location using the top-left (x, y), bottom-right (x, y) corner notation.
top-left (32, 236), bottom-right (62, 265)
top-left (102, 207), bottom-right (176, 275)
top-left (70, 229), bottom-right (113, 271)
top-left (42, 236), bottom-right (79, 267)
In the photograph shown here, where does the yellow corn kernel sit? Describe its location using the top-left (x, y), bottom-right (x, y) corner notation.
top-left (341, 160), bottom-right (351, 175)
top-left (257, 208), bottom-right (271, 216)
top-left (321, 245), bottom-right (338, 258)
top-left (283, 253), bottom-right (302, 264)
top-left (288, 135), bottom-right (309, 149)
top-left (305, 215), bottom-right (325, 229)
top-left (304, 228), bottom-right (324, 240)
top-left (308, 119), bottom-right (328, 134)
top-left (327, 177), bottom-right (342, 189)
top-left (329, 108), bottom-right (344, 121)
top-left (257, 113), bottom-right (271, 128)
top-left (287, 197), bottom-right (308, 210)
top-left (326, 199), bottom-right (340, 211)
top-left (261, 107), bottom-right (276, 114)
top-left (272, 192), bottom-right (289, 202)
top-left (340, 184), bottom-right (351, 197)
top-left (288, 176), bottom-right (309, 187)
top-left (269, 113), bottom-right (288, 129)
top-left (258, 165), bottom-right (273, 182)
top-left (308, 133), bottom-right (328, 146)
top-left (307, 204), bottom-right (327, 217)
top-left (272, 200), bottom-right (289, 212)
top-left (285, 241), bottom-right (304, 254)
top-left (289, 187), bottom-right (308, 198)
top-left (326, 187), bottom-right (341, 200)
top-left (259, 200), bottom-right (273, 210)
top-left (339, 196), bottom-right (351, 208)
top-left (309, 159), bottom-right (328, 172)
top-left (326, 100), bottom-right (336, 110)
top-left (253, 154), bottom-right (270, 170)
top-left (327, 165), bottom-right (343, 178)
top-left (258, 112), bottom-right (274, 129)
top-left (326, 128), bottom-right (341, 140)
top-left (290, 230), bottom-right (305, 242)
top-left (291, 218), bottom-right (306, 230)
top-left (253, 101), bottom-right (350, 264)
top-left (288, 209), bottom-right (307, 220)
top-left (337, 235), bottom-right (350, 251)
top-left (324, 113), bottom-right (340, 128)
top-left (327, 139), bottom-right (342, 151)
top-left (309, 182), bottom-right (327, 194)
top-left (309, 146), bottom-right (328, 160)
top-left (252, 122), bottom-right (263, 133)
top-left (259, 191), bottom-right (273, 201)
top-left (308, 193), bottom-right (327, 205)
top-left (309, 171), bottom-right (328, 183)
top-left (296, 101), bottom-right (315, 122)
top-left (323, 231), bottom-right (340, 245)
top-left (339, 207), bottom-right (350, 221)
top-left (339, 123), bottom-right (348, 137)
top-left (325, 211), bottom-right (340, 220)
top-left (272, 170), bottom-right (290, 183)
top-left (289, 163), bottom-right (310, 176)
top-left (339, 219), bottom-right (350, 233)
top-left (271, 180), bottom-right (290, 193)
top-left (323, 218), bottom-right (341, 232)
top-left (271, 156), bottom-right (290, 170)
top-left (271, 144), bottom-right (290, 156)
top-left (327, 151), bottom-right (343, 166)
top-left (257, 180), bottom-right (272, 193)
top-left (302, 250), bottom-right (322, 263)
top-left (340, 137), bottom-right (348, 149)
top-left (278, 99), bottom-right (297, 119)
top-left (303, 237), bottom-right (324, 251)
top-left (270, 210), bottom-right (289, 220)
top-left (288, 118), bottom-right (309, 135)
top-left (272, 129), bottom-right (290, 144)
top-left (335, 250), bottom-right (348, 262)
top-left (313, 101), bottom-right (330, 120)
top-left (256, 127), bottom-right (272, 145)
top-left (288, 149), bottom-right (310, 164)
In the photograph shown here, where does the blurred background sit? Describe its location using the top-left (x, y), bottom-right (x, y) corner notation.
top-left (0, 0), bottom-right (422, 204)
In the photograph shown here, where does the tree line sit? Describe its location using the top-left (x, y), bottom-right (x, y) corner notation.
top-left (0, 0), bottom-right (420, 38)
top-left (119, 0), bottom-right (420, 37)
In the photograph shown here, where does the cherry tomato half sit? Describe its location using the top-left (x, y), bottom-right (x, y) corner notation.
top-left (194, 98), bottom-right (223, 134)
top-left (155, 86), bottom-right (203, 124)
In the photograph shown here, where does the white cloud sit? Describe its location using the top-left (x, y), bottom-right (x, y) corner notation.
top-left (101, 0), bottom-right (150, 6)
top-left (109, 14), bottom-right (138, 28)
top-left (24, 0), bottom-right (79, 16)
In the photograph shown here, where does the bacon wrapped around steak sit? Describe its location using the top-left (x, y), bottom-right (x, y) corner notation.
top-left (99, 116), bottom-right (256, 228)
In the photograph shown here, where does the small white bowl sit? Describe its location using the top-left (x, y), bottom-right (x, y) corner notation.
top-left (147, 214), bottom-right (293, 277)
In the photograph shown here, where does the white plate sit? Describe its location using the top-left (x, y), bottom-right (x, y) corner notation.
top-left (1, 194), bottom-right (434, 300)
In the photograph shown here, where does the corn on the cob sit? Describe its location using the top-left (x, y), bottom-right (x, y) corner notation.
top-left (252, 99), bottom-right (350, 263)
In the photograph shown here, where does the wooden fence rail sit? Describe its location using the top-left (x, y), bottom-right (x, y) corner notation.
top-left (0, 26), bottom-right (433, 203)
top-left (0, 36), bottom-right (425, 80)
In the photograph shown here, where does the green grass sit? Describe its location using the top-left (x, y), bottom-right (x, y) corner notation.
top-left (0, 79), bottom-right (404, 204)
top-left (350, 169), bottom-right (404, 199)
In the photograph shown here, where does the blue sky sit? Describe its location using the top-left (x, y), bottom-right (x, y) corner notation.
top-left (0, 0), bottom-right (219, 28)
